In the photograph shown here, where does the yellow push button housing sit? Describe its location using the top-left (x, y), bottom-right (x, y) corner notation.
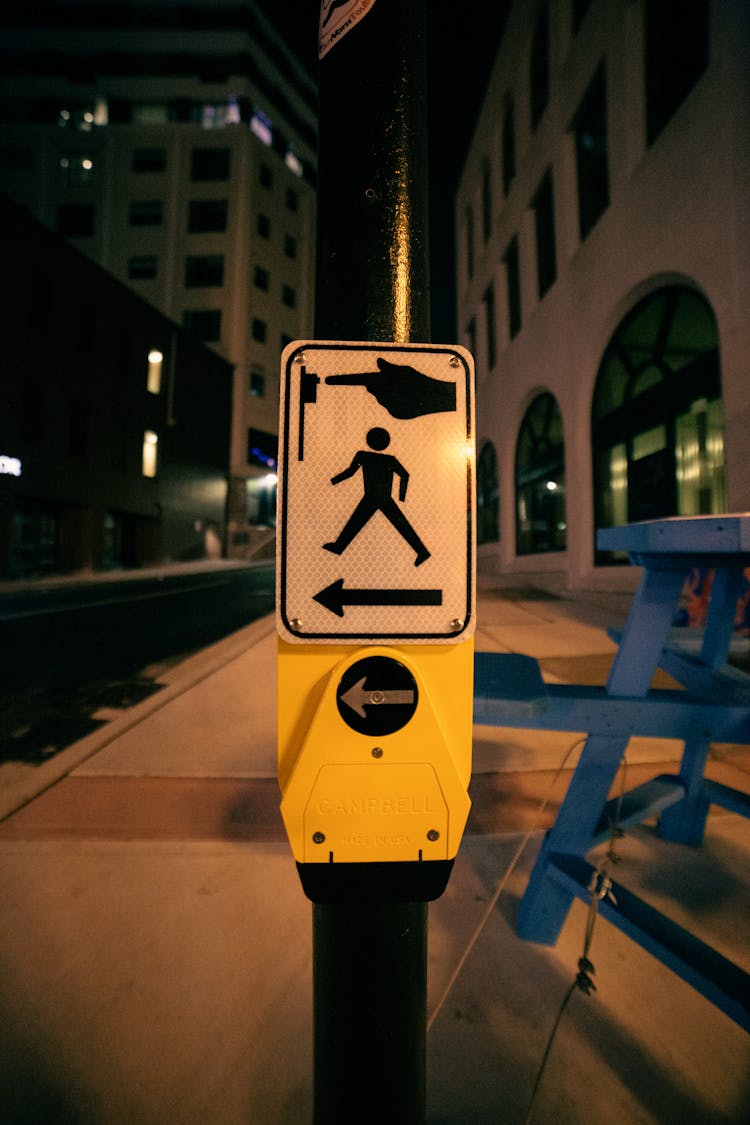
top-left (278, 640), bottom-right (473, 869)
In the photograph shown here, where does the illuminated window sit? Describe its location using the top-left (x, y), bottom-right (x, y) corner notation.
top-left (250, 110), bottom-right (273, 146)
top-left (58, 153), bottom-right (95, 187)
top-left (516, 393), bottom-right (566, 555)
top-left (592, 286), bottom-right (724, 562)
top-left (142, 430), bottom-right (158, 478)
top-left (285, 150), bottom-right (303, 177)
top-left (147, 350), bottom-right (163, 394)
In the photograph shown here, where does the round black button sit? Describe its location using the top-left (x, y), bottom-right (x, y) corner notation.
top-left (336, 655), bottom-right (418, 736)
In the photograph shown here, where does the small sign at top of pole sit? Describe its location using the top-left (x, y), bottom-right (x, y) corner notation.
top-left (319, 0), bottom-right (378, 59)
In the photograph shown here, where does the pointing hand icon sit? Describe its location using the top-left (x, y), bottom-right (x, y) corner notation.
top-left (325, 358), bottom-right (457, 419)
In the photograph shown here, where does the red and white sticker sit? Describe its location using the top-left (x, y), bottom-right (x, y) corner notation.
top-left (319, 0), bottom-right (378, 59)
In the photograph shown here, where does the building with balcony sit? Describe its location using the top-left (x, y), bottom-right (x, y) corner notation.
top-left (0, 0), bottom-right (318, 555)
top-left (456, 0), bottom-right (750, 589)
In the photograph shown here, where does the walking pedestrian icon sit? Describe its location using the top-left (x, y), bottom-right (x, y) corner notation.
top-left (277, 340), bottom-right (475, 644)
top-left (322, 427), bottom-right (430, 566)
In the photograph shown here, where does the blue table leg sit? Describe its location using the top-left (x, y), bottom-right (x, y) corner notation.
top-left (517, 734), bottom-right (629, 943)
top-left (658, 737), bottom-right (711, 844)
top-left (518, 565), bottom-right (689, 944)
top-left (700, 563), bottom-right (746, 669)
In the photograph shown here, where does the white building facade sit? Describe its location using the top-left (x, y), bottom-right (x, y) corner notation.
top-left (0, 0), bottom-right (318, 554)
top-left (456, 0), bottom-right (750, 590)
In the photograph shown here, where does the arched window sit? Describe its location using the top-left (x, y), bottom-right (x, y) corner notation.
top-left (592, 286), bottom-right (724, 563)
top-left (515, 392), bottom-right (566, 555)
top-left (477, 442), bottom-right (499, 545)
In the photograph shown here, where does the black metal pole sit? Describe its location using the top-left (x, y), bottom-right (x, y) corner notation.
top-left (312, 3), bottom-right (430, 1122)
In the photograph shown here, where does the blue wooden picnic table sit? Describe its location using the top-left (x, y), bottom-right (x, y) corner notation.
top-left (473, 515), bottom-right (750, 1031)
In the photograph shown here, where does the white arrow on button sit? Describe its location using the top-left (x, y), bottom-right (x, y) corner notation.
top-left (340, 678), bottom-right (416, 719)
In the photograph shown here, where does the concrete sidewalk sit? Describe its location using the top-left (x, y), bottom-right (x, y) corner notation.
top-left (0, 576), bottom-right (749, 1123)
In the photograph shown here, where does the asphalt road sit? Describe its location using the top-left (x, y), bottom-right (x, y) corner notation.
top-left (0, 562), bottom-right (275, 765)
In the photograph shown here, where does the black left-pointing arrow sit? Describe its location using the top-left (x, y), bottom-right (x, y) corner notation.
top-left (313, 578), bottom-right (442, 618)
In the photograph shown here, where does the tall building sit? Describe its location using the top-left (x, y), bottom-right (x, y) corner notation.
top-left (456, 0), bottom-right (750, 590)
top-left (0, 0), bottom-right (318, 557)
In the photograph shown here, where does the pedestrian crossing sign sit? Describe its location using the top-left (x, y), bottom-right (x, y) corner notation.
top-left (276, 340), bottom-right (476, 644)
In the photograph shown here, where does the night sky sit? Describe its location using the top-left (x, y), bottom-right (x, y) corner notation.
top-left (256, 1), bottom-right (510, 342)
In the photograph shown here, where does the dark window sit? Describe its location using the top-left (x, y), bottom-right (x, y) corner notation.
top-left (572, 0), bottom-right (592, 33)
top-left (184, 254), bottom-right (224, 287)
top-left (116, 324), bottom-right (132, 379)
top-left (257, 213), bottom-right (271, 238)
top-left (183, 309), bottom-right (221, 342)
top-left (530, 5), bottom-right (550, 130)
top-left (190, 147), bottom-right (230, 180)
top-left (592, 287), bottom-right (724, 562)
top-left (284, 234), bottom-right (297, 259)
top-left (645, 0), bottom-right (709, 146)
top-left (482, 158), bottom-right (492, 242)
top-left (259, 163), bottom-right (273, 188)
top-left (69, 398), bottom-right (88, 458)
top-left (466, 317), bottom-right (477, 359)
top-left (20, 379), bottom-right (44, 443)
top-left (280, 333), bottom-right (293, 350)
top-left (29, 270), bottom-right (52, 331)
top-left (132, 147), bottom-right (166, 173)
top-left (465, 206), bottom-right (474, 279)
top-left (533, 169), bottom-right (556, 298)
top-left (282, 283), bottom-right (296, 309)
top-left (130, 200), bottom-right (163, 226)
top-left (286, 187), bottom-right (299, 211)
top-left (250, 369), bottom-right (265, 396)
top-left (251, 318), bottom-right (267, 343)
top-left (515, 392), bottom-right (566, 555)
top-left (57, 202), bottom-right (94, 237)
top-left (254, 265), bottom-right (270, 290)
top-left (504, 236), bottom-right (521, 339)
top-left (501, 98), bottom-right (516, 196)
top-left (573, 63), bottom-right (610, 239)
top-left (247, 427), bottom-right (278, 470)
top-left (477, 442), bottom-right (500, 544)
top-left (482, 283), bottom-right (496, 372)
top-left (188, 199), bottom-right (228, 232)
top-left (128, 255), bottom-right (158, 279)
top-left (75, 303), bottom-right (95, 355)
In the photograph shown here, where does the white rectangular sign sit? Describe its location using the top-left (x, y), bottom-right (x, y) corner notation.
top-left (276, 340), bottom-right (475, 644)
